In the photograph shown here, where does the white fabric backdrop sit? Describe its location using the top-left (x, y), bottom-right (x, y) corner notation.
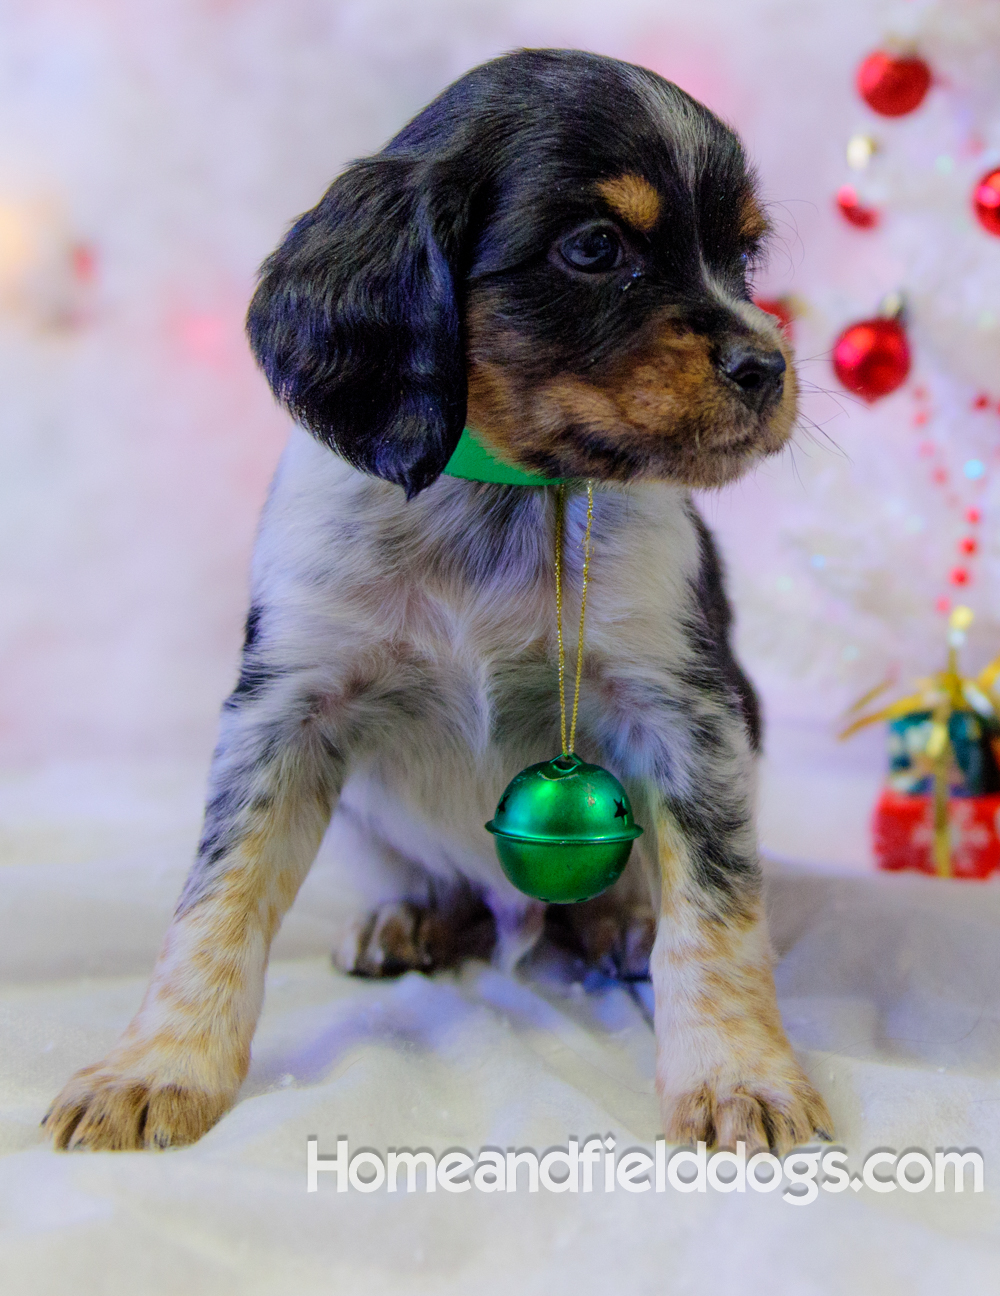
top-left (3, 752), bottom-right (999, 1292)
top-left (1, 760), bottom-right (999, 1291)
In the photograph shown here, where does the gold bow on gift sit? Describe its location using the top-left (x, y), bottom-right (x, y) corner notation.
top-left (839, 607), bottom-right (1000, 878)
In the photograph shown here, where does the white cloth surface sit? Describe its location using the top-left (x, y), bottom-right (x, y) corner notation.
top-left (2, 757), bottom-right (1000, 1295)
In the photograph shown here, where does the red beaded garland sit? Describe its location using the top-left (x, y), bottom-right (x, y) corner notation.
top-left (832, 316), bottom-right (911, 401)
top-left (856, 51), bottom-right (931, 117)
top-left (972, 168), bottom-right (1000, 237)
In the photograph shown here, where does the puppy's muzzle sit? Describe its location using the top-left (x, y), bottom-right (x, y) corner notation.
top-left (718, 342), bottom-right (786, 415)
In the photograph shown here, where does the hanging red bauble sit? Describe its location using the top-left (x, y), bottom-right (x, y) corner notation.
top-left (836, 185), bottom-right (879, 229)
top-left (832, 316), bottom-right (910, 401)
top-left (856, 52), bottom-right (931, 117)
top-left (972, 168), bottom-right (1000, 237)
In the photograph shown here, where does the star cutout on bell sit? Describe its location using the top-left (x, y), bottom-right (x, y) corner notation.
top-left (614, 798), bottom-right (628, 821)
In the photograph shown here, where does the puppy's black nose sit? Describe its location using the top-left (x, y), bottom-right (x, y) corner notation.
top-left (719, 344), bottom-right (786, 412)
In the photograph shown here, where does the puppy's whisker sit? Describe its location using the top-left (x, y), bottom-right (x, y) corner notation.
top-left (783, 440), bottom-right (808, 491)
top-left (792, 412), bottom-right (849, 461)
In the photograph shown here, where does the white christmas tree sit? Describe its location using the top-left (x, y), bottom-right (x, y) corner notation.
top-left (718, 0), bottom-right (1000, 713)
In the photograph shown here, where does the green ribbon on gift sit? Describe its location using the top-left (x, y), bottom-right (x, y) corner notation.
top-left (443, 427), bottom-right (565, 486)
top-left (840, 607), bottom-right (1000, 878)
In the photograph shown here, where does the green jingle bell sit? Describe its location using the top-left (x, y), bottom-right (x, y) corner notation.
top-left (485, 752), bottom-right (643, 903)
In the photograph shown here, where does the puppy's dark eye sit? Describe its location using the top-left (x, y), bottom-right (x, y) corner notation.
top-left (558, 224), bottom-right (623, 273)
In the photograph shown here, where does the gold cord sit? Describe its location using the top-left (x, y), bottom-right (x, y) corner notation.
top-left (554, 486), bottom-right (567, 755)
top-left (553, 481), bottom-right (595, 756)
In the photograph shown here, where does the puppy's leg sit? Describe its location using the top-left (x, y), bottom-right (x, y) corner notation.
top-left (650, 776), bottom-right (831, 1155)
top-left (45, 689), bottom-right (341, 1151)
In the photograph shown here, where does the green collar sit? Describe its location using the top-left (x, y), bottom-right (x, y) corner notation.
top-left (442, 427), bottom-right (565, 486)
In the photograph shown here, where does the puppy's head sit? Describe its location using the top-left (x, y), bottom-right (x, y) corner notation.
top-left (248, 50), bottom-right (795, 498)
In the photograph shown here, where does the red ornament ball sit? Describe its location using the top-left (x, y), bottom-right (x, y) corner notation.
top-left (857, 52), bottom-right (931, 116)
top-left (832, 316), bottom-right (910, 401)
top-left (950, 567), bottom-right (970, 587)
top-left (836, 185), bottom-right (879, 229)
top-left (972, 168), bottom-right (1000, 237)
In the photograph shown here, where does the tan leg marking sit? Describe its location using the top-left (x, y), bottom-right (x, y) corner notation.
top-left (652, 807), bottom-right (832, 1154)
top-left (45, 760), bottom-right (334, 1151)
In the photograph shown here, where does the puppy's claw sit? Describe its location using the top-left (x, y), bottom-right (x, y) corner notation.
top-left (46, 1068), bottom-right (231, 1152)
top-left (662, 1077), bottom-right (833, 1157)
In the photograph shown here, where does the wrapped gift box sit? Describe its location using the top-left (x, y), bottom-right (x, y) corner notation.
top-left (842, 607), bottom-right (1000, 879)
top-left (873, 786), bottom-right (1000, 879)
top-left (886, 708), bottom-right (1000, 797)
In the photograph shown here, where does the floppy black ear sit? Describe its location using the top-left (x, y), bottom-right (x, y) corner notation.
top-left (247, 156), bottom-right (469, 498)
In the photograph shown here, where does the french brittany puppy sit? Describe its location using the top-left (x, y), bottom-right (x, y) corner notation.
top-left (46, 49), bottom-right (831, 1154)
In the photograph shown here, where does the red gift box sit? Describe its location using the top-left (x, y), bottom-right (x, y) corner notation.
top-left (873, 787), bottom-right (1000, 879)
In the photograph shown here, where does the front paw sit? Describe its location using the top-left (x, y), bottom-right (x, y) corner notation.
top-left (44, 1059), bottom-right (235, 1151)
top-left (659, 1063), bottom-right (832, 1156)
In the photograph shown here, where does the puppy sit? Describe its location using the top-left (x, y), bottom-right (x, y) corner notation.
top-left (45, 49), bottom-right (831, 1154)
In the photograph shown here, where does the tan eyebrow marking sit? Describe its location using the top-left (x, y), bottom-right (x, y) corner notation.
top-left (738, 194), bottom-right (770, 242)
top-left (595, 174), bottom-right (662, 233)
